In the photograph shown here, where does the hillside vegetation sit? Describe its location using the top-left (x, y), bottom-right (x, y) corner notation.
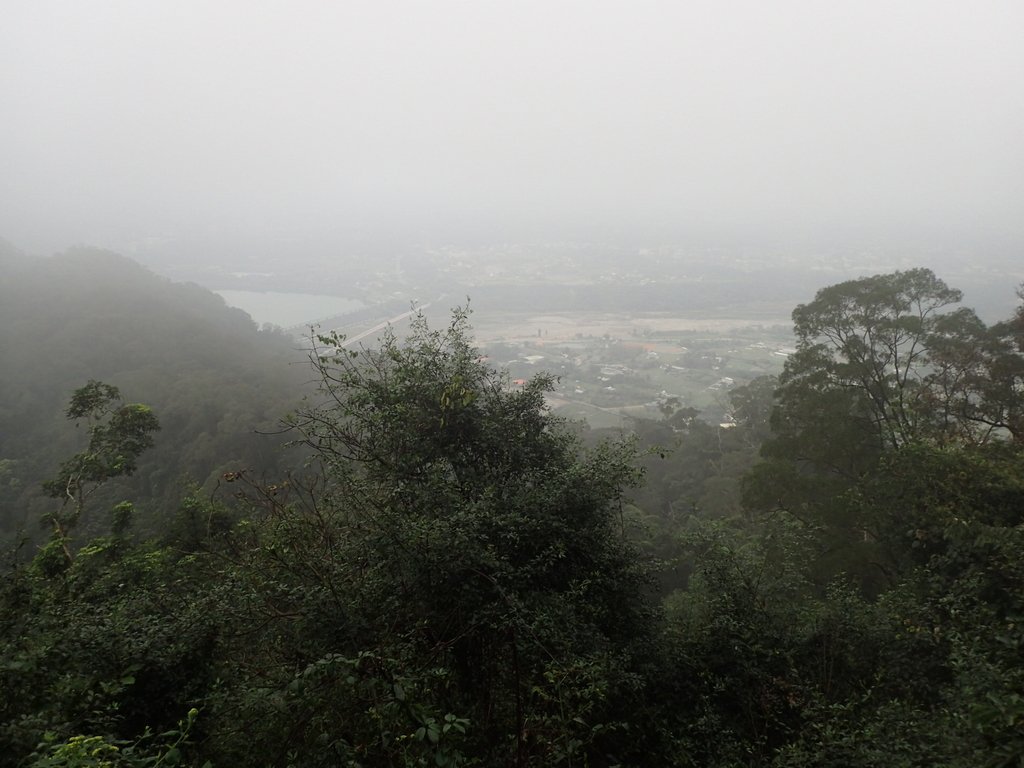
top-left (0, 246), bottom-right (306, 540)
top-left (1, 256), bottom-right (1023, 767)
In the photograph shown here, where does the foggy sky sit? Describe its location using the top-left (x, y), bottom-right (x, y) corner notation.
top-left (2, 0), bottom-right (1022, 259)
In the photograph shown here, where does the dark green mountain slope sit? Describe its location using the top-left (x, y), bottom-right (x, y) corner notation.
top-left (0, 246), bottom-right (307, 540)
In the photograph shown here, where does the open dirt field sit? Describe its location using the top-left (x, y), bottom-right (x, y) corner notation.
top-left (469, 311), bottom-right (791, 343)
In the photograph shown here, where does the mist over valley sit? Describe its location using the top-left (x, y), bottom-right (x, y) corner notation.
top-left (2, 3), bottom-right (1023, 766)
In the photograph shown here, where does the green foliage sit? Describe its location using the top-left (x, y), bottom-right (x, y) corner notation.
top-left (652, 437), bottom-right (1024, 766)
top-left (788, 268), bottom-right (965, 448)
top-left (649, 272), bottom-right (1024, 765)
top-left (196, 309), bottom-right (661, 765)
top-left (0, 247), bottom-right (304, 542)
top-left (44, 382), bottom-right (160, 496)
top-left (1, 517), bottom-right (217, 764)
top-left (745, 268), bottom-right (1024, 588)
top-left (37, 381), bottom-right (159, 566)
top-left (27, 708), bottom-right (205, 768)
top-left (619, 375), bottom-right (776, 597)
top-left (4, 275), bottom-right (1024, 767)
top-left (655, 519), bottom-right (820, 766)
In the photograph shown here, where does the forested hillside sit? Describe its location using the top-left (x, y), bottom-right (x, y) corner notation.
top-left (1, 265), bottom-right (1023, 766)
top-left (0, 246), bottom-right (306, 541)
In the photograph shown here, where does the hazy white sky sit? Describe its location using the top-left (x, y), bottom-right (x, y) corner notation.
top-left (2, 0), bottom-right (1022, 257)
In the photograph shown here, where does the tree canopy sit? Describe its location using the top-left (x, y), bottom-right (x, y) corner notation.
top-left (749, 270), bottom-right (1023, 548)
top-left (2, 267), bottom-right (1024, 767)
top-left (217, 309), bottom-right (663, 766)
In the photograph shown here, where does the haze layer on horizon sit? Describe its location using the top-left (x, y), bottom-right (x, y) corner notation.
top-left (2, 0), bottom-right (1022, 263)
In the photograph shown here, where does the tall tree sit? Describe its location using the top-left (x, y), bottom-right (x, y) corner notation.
top-left (745, 269), bottom-right (1024, 587)
top-left (204, 310), bottom-right (661, 767)
top-left (41, 381), bottom-right (159, 565)
top-left (785, 268), bottom-right (966, 451)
